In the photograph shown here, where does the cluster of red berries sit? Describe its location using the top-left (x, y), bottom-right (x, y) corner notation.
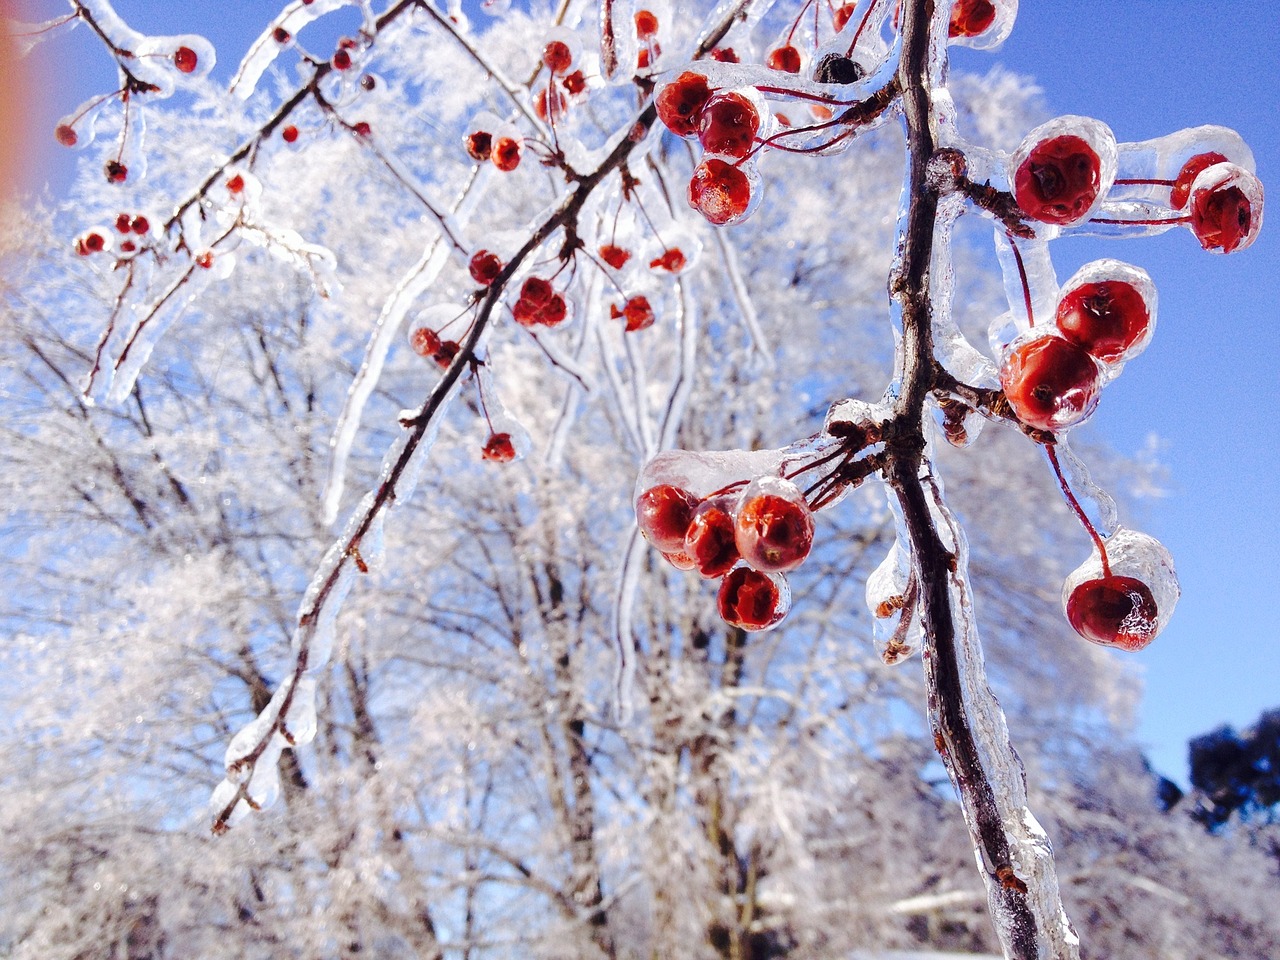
top-left (634, 9), bottom-right (662, 71)
top-left (512, 277), bottom-right (568, 327)
top-left (636, 476), bottom-right (817, 632)
top-left (464, 125), bottom-right (522, 172)
top-left (535, 38), bottom-right (588, 123)
top-left (408, 324), bottom-right (460, 369)
top-left (75, 211), bottom-right (152, 257)
top-left (1000, 260), bottom-right (1154, 433)
top-left (656, 72), bottom-right (763, 225)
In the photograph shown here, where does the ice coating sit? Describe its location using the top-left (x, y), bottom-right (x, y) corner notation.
top-left (1111, 125), bottom-right (1255, 204)
top-left (1062, 527), bottom-right (1180, 636)
top-left (1050, 438), bottom-right (1120, 537)
top-left (1054, 258), bottom-right (1157, 372)
top-left (474, 357), bottom-right (533, 462)
top-left (988, 232), bottom-right (1058, 354)
top-left (1188, 162), bottom-right (1265, 254)
top-left (946, 0), bottom-right (1018, 52)
top-left (865, 538), bottom-right (920, 663)
top-left (230, 0), bottom-right (350, 99)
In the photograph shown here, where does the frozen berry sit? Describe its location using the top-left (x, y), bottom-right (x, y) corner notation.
top-left (195, 251), bottom-right (215, 269)
top-left (465, 131), bottom-right (493, 161)
top-left (562, 70), bottom-right (587, 96)
top-left (636, 484), bottom-right (698, 553)
top-left (662, 550), bottom-right (697, 571)
top-left (656, 71), bottom-right (713, 139)
top-left (710, 47), bottom-right (739, 63)
top-left (115, 213), bottom-right (132, 234)
top-left (620, 295), bottom-right (655, 332)
top-left (469, 250), bottom-right (503, 285)
top-left (718, 568), bottom-right (789, 631)
top-left (409, 326), bottom-right (443, 358)
top-left (634, 9), bottom-right (659, 38)
top-left (352, 121), bottom-right (372, 137)
top-left (1014, 135), bottom-right (1101, 225)
top-left (688, 158), bottom-right (752, 225)
top-left (833, 3), bottom-right (857, 31)
top-left (735, 488), bottom-right (814, 573)
top-left (543, 39), bottom-right (573, 74)
top-left (684, 504), bottom-right (739, 579)
top-left (360, 74), bottom-right (376, 91)
top-left (481, 433), bottom-right (516, 462)
top-left (535, 86), bottom-right (568, 122)
top-left (55, 124), bottom-right (78, 147)
top-left (1170, 152), bottom-right (1228, 210)
top-left (105, 160), bottom-right (128, 184)
top-left (766, 45), bottom-right (802, 74)
top-left (649, 248), bottom-right (686, 272)
top-left (226, 174), bottom-right (245, 194)
top-left (282, 125), bottom-right (299, 143)
top-left (174, 46), bottom-right (199, 74)
top-left (273, 27), bottom-right (291, 44)
top-left (599, 244), bottom-right (631, 270)
top-left (1055, 280), bottom-right (1150, 363)
top-left (492, 136), bottom-right (522, 172)
top-left (75, 231), bottom-right (106, 256)
top-left (698, 92), bottom-right (760, 160)
top-left (949, 0), bottom-right (996, 38)
top-left (1190, 172), bottom-right (1259, 254)
top-left (1066, 575), bottom-right (1158, 650)
top-left (1000, 335), bottom-right (1100, 433)
top-left (131, 215), bottom-right (149, 235)
top-left (433, 340), bottom-right (461, 368)
top-left (333, 48), bottom-right (352, 70)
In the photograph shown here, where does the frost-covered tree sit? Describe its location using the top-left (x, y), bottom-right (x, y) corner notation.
top-left (1, 1), bottom-right (1273, 958)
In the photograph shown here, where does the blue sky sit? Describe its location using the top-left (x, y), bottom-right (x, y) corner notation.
top-left (11, 0), bottom-right (1277, 786)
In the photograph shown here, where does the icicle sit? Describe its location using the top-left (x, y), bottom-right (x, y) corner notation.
top-left (710, 229), bottom-right (772, 367)
top-left (654, 277), bottom-right (699, 453)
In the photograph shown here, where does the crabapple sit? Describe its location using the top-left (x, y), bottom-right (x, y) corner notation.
top-left (465, 131), bottom-right (493, 161)
top-left (949, 0), bottom-right (996, 38)
top-left (469, 250), bottom-right (503, 285)
top-left (698, 92), bottom-right (760, 160)
top-left (433, 340), bottom-right (461, 368)
top-left (1066, 576), bottom-right (1158, 651)
top-left (1055, 280), bottom-right (1150, 363)
top-left (75, 231), bottom-right (106, 256)
top-left (635, 484), bottom-right (698, 553)
top-left (688, 159), bottom-right (752, 226)
top-left (717, 567), bottom-right (790, 631)
top-left (409, 326), bottom-right (442, 358)
top-left (115, 213), bottom-right (132, 234)
top-left (562, 70), bottom-right (587, 96)
top-left (55, 124), bottom-right (77, 147)
top-left (535, 87), bottom-right (568, 122)
top-left (353, 121), bottom-right (372, 138)
top-left (766, 45), bottom-right (802, 74)
top-left (1170, 152), bottom-right (1228, 210)
top-left (735, 480), bottom-right (815, 573)
top-left (333, 48), bottom-right (353, 70)
top-left (634, 9), bottom-right (659, 39)
top-left (833, 3), bottom-right (857, 31)
top-left (481, 433), bottom-right (516, 462)
top-left (173, 46), bottom-right (198, 74)
top-left (105, 161), bottom-right (128, 184)
top-left (491, 136), bottom-right (522, 172)
top-left (598, 244), bottom-right (631, 270)
top-left (684, 503), bottom-right (739, 579)
top-left (1014, 135), bottom-right (1101, 225)
top-left (710, 47), bottom-right (739, 63)
top-left (226, 174), bottom-right (245, 194)
top-left (649, 248), bottom-right (686, 272)
top-left (612, 295), bottom-right (654, 332)
top-left (1000, 335), bottom-right (1101, 433)
top-left (656, 72), bottom-right (713, 139)
top-left (543, 40), bottom-right (573, 74)
top-left (1189, 165), bottom-right (1261, 254)
top-left (282, 125), bottom-right (299, 143)
top-left (130, 215), bottom-right (149, 235)
top-left (273, 27), bottom-right (291, 44)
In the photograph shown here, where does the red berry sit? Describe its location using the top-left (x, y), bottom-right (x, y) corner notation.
top-left (562, 70), bottom-right (587, 96)
top-left (634, 9), bottom-right (659, 38)
top-left (492, 136), bottom-right (522, 172)
top-left (662, 550), bottom-right (697, 571)
top-left (543, 40), bottom-right (573, 74)
top-left (1170, 152), bottom-right (1228, 211)
top-left (698, 92), bottom-right (760, 160)
top-left (688, 159), bottom-right (752, 225)
top-left (735, 490), bottom-right (814, 573)
top-left (360, 74), bottom-right (376, 91)
top-left (433, 340), bottom-right (461, 368)
top-left (766, 45), bottom-right (802, 74)
top-left (833, 3), bottom-right (857, 31)
top-left (273, 27), bottom-right (291, 44)
top-left (620, 295), bottom-right (655, 332)
top-left (120, 240), bottom-right (136, 253)
top-left (717, 568), bottom-right (788, 631)
top-left (648, 248), bottom-right (686, 272)
top-left (684, 504), bottom-right (739, 578)
top-left (469, 250), bottom-right (503, 285)
top-left (55, 124), bottom-right (78, 147)
top-left (949, 0), bottom-right (996, 38)
top-left (710, 47), bottom-right (739, 63)
top-left (409, 327), bottom-right (442, 358)
top-left (1066, 575), bottom-right (1158, 651)
top-left (636, 484), bottom-right (699, 553)
top-left (481, 433), bottom-right (516, 462)
top-left (1000, 335), bottom-right (1100, 433)
top-left (535, 86), bottom-right (568, 122)
top-left (333, 49), bottom-right (352, 70)
top-left (513, 277), bottom-right (566, 327)
top-left (115, 213), bottom-right (132, 234)
top-left (599, 244), bottom-right (631, 270)
top-left (130, 215), bottom-right (149, 235)
top-left (105, 160), bottom-right (128, 184)
top-left (173, 46), bottom-right (198, 74)
top-left (1190, 178), bottom-right (1256, 254)
top-left (539, 294), bottom-right (568, 327)
top-left (226, 174), bottom-right (245, 194)
top-left (282, 125), bottom-right (299, 143)
top-left (520, 276), bottom-right (554, 305)
top-left (465, 131), bottom-right (493, 161)
top-left (655, 71), bottom-right (713, 139)
top-left (1055, 280), bottom-right (1150, 363)
top-left (76, 231), bottom-right (106, 256)
top-left (353, 121), bottom-right (372, 138)
top-left (195, 251), bottom-right (215, 269)
top-left (1014, 135), bottom-right (1102, 225)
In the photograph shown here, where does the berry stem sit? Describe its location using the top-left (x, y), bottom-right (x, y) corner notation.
top-left (1113, 177), bottom-right (1176, 186)
top-left (1090, 215), bottom-right (1191, 226)
top-left (1007, 232), bottom-right (1034, 328)
top-left (846, 0), bottom-right (882, 57)
top-left (1044, 442), bottom-right (1110, 576)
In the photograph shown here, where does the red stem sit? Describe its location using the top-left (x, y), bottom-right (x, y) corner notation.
top-left (1045, 443), bottom-right (1110, 576)
top-left (1007, 233), bottom-right (1034, 328)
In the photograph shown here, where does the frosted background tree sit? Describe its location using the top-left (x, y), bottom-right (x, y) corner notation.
top-left (0, 1), bottom-right (1275, 958)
